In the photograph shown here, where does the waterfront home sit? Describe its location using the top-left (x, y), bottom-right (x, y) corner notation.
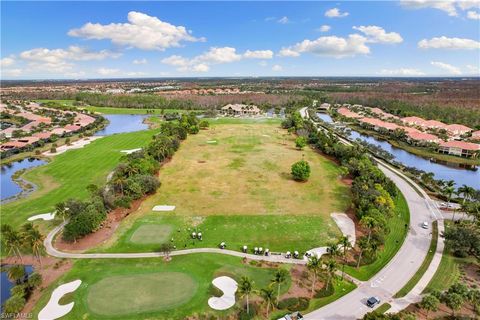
top-left (437, 140), bottom-right (480, 158)
top-left (401, 116), bottom-right (426, 126)
top-left (471, 130), bottom-right (480, 141)
top-left (221, 104), bottom-right (261, 116)
top-left (444, 124), bottom-right (472, 137)
top-left (406, 131), bottom-right (441, 145)
top-left (337, 107), bottom-right (362, 119)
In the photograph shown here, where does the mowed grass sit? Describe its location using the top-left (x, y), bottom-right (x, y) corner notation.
top-left (1, 129), bottom-right (158, 228)
top-left (344, 193), bottom-right (410, 281)
top-left (82, 106), bottom-right (202, 115)
top-left (31, 254), bottom-right (292, 319)
top-left (87, 272), bottom-right (197, 315)
top-left (100, 120), bottom-right (351, 253)
top-left (139, 122), bottom-right (350, 217)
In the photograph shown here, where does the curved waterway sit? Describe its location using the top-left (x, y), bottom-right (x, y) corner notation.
top-left (1, 158), bottom-right (45, 200)
top-left (94, 114), bottom-right (149, 136)
top-left (316, 113), bottom-right (479, 189)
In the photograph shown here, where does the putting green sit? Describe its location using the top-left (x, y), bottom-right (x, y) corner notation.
top-left (129, 224), bottom-right (173, 244)
top-left (86, 272), bottom-right (197, 316)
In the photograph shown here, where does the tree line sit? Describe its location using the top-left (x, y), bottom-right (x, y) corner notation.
top-left (57, 113), bottom-right (203, 242)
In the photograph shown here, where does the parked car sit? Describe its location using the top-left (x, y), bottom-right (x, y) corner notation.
top-left (278, 311), bottom-right (303, 320)
top-left (366, 296), bottom-right (381, 308)
top-left (422, 221), bottom-right (429, 229)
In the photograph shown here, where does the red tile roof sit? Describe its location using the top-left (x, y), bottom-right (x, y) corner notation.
top-left (439, 140), bottom-right (480, 151)
top-left (407, 131), bottom-right (440, 142)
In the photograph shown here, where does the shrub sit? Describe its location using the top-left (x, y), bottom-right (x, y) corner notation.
top-left (295, 136), bottom-right (307, 150)
top-left (315, 281), bottom-right (334, 298)
top-left (50, 147), bottom-right (56, 153)
top-left (199, 120), bottom-right (210, 129)
top-left (3, 295), bottom-right (26, 314)
top-left (114, 196), bottom-right (132, 209)
top-left (291, 160), bottom-right (311, 181)
top-left (278, 297), bottom-right (298, 310)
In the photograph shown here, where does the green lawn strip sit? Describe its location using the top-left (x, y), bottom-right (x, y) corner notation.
top-left (376, 303), bottom-right (392, 314)
top-left (270, 278), bottom-right (357, 320)
top-left (1, 129), bottom-right (159, 228)
top-left (344, 193), bottom-right (410, 281)
top-left (30, 254), bottom-right (291, 320)
top-left (394, 221), bottom-right (438, 298)
top-left (82, 106), bottom-right (203, 115)
top-left (206, 117), bottom-right (283, 125)
top-left (423, 222), bottom-right (476, 293)
top-left (95, 214), bottom-right (340, 254)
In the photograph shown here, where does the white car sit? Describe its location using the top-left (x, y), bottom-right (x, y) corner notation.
top-left (422, 221), bottom-right (429, 229)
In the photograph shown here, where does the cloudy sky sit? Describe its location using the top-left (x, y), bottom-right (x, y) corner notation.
top-left (1, 1), bottom-right (479, 79)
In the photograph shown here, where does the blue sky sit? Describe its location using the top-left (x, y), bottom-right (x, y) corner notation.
top-left (1, 1), bottom-right (479, 79)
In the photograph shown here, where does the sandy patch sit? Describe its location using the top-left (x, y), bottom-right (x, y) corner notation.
top-left (120, 148), bottom-right (142, 154)
top-left (43, 137), bottom-right (103, 156)
top-left (208, 276), bottom-right (238, 310)
top-left (206, 140), bottom-right (217, 144)
top-left (38, 279), bottom-right (82, 320)
top-left (152, 205), bottom-right (176, 211)
top-left (331, 212), bottom-right (356, 246)
top-left (27, 212), bottom-right (55, 221)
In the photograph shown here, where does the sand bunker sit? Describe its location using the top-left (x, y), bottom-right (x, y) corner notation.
top-left (38, 279), bottom-right (82, 320)
top-left (206, 140), bottom-right (217, 144)
top-left (152, 205), bottom-right (176, 211)
top-left (120, 148), bottom-right (142, 154)
top-left (208, 276), bottom-right (238, 310)
top-left (331, 213), bottom-right (356, 246)
top-left (27, 212), bottom-right (55, 221)
top-left (43, 137), bottom-right (102, 156)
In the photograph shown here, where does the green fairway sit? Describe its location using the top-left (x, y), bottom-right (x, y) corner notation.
top-left (344, 193), bottom-right (410, 281)
top-left (1, 129), bottom-right (158, 228)
top-left (82, 106), bottom-right (202, 115)
top-left (31, 254), bottom-right (292, 319)
top-left (87, 272), bottom-right (197, 315)
top-left (97, 214), bottom-right (341, 254)
top-left (130, 224), bottom-right (173, 244)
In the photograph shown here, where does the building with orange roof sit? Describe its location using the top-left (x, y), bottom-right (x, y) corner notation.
top-left (401, 116), bottom-right (426, 126)
top-left (406, 131), bottom-right (440, 144)
top-left (33, 132), bottom-right (54, 139)
top-left (64, 124), bottom-right (82, 132)
top-left (471, 130), bottom-right (480, 140)
top-left (437, 140), bottom-right (480, 158)
top-left (337, 107), bottom-right (362, 119)
top-left (444, 124), bottom-right (472, 136)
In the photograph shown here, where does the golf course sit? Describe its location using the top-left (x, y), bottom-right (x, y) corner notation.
top-left (99, 118), bottom-right (351, 254)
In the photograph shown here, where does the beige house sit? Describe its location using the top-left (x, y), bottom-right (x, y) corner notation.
top-left (221, 104), bottom-right (261, 116)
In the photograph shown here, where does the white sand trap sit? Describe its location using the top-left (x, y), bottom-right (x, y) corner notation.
top-left (43, 137), bottom-right (103, 156)
top-left (331, 213), bottom-right (356, 246)
top-left (120, 148), bottom-right (142, 154)
top-left (208, 276), bottom-right (238, 310)
top-left (206, 140), bottom-right (217, 144)
top-left (305, 247), bottom-right (329, 259)
top-left (262, 134), bottom-right (270, 137)
top-left (38, 279), bottom-right (82, 320)
top-left (28, 212), bottom-right (55, 221)
top-left (152, 205), bottom-right (176, 211)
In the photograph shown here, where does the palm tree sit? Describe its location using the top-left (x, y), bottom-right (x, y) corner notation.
top-left (22, 223), bottom-right (45, 266)
top-left (356, 237), bottom-right (370, 268)
top-left (307, 255), bottom-right (322, 297)
top-left (324, 259), bottom-right (338, 291)
top-left (238, 276), bottom-right (254, 315)
top-left (1, 224), bottom-right (24, 263)
top-left (7, 265), bottom-right (26, 285)
top-left (360, 216), bottom-right (378, 245)
top-left (55, 202), bottom-right (69, 222)
top-left (259, 287), bottom-right (276, 319)
top-left (443, 186), bottom-right (455, 218)
top-left (326, 242), bottom-right (340, 258)
top-left (271, 268), bottom-right (289, 302)
top-left (337, 235), bottom-right (352, 280)
top-left (112, 175), bottom-right (127, 196)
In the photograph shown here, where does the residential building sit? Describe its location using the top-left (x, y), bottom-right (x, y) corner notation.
top-left (221, 104), bottom-right (261, 116)
top-left (437, 141), bottom-right (480, 158)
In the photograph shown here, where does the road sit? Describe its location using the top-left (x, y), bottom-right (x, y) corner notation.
top-left (301, 107), bottom-right (444, 319)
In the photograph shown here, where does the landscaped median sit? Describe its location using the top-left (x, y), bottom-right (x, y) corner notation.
top-left (394, 221), bottom-right (438, 298)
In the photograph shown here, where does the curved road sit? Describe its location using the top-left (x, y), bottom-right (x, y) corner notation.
top-left (42, 108), bottom-right (445, 319)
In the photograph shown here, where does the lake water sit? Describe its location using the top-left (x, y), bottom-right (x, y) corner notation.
top-left (316, 113), bottom-right (480, 189)
top-left (94, 114), bottom-right (149, 136)
top-left (1, 265), bottom-right (34, 309)
top-left (1, 158), bottom-right (46, 200)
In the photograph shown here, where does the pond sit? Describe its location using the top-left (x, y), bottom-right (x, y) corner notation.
top-left (94, 114), bottom-right (149, 136)
top-left (316, 113), bottom-right (480, 189)
top-left (1, 158), bottom-right (46, 201)
top-left (1, 265), bottom-right (34, 309)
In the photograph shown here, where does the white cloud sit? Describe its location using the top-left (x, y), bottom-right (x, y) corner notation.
top-left (1, 57), bottom-right (15, 67)
top-left (192, 63), bottom-right (209, 72)
top-left (317, 25), bottom-right (331, 32)
top-left (272, 64), bottom-right (283, 71)
top-left (258, 61), bottom-right (268, 67)
top-left (278, 34), bottom-right (370, 58)
top-left (325, 8), bottom-right (349, 18)
top-left (68, 11), bottom-right (205, 51)
top-left (418, 36), bottom-right (480, 49)
top-left (97, 68), bottom-right (120, 76)
top-left (352, 25), bottom-right (403, 44)
top-left (133, 58), bottom-right (148, 65)
top-left (466, 64), bottom-right (480, 74)
top-left (379, 68), bottom-right (426, 76)
top-left (125, 71), bottom-right (148, 77)
top-left (400, 0), bottom-right (480, 17)
top-left (467, 10), bottom-right (480, 18)
top-left (431, 61), bottom-right (462, 74)
top-left (278, 16), bottom-right (290, 24)
top-left (243, 50), bottom-right (274, 59)
top-left (20, 46), bottom-right (119, 63)
top-left (1, 69), bottom-right (23, 77)
top-left (162, 47), bottom-right (271, 72)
